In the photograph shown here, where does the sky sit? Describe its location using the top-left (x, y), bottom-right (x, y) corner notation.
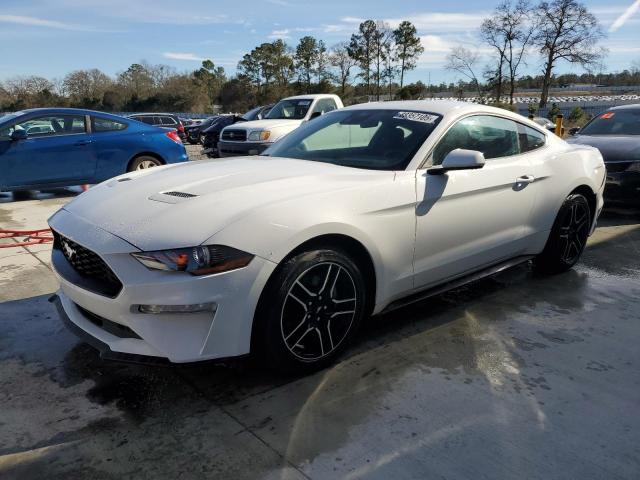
top-left (0, 0), bottom-right (639, 86)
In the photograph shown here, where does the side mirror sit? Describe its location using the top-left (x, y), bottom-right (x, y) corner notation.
top-left (10, 129), bottom-right (28, 141)
top-left (568, 127), bottom-right (580, 136)
top-left (428, 149), bottom-right (485, 175)
top-left (309, 111), bottom-right (322, 120)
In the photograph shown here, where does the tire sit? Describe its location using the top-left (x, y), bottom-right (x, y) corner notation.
top-left (534, 193), bottom-right (591, 274)
top-left (128, 156), bottom-right (163, 172)
top-left (12, 190), bottom-right (32, 201)
top-left (255, 248), bottom-right (367, 372)
top-left (187, 138), bottom-right (199, 145)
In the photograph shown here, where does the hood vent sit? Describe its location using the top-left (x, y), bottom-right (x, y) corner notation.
top-left (163, 191), bottom-right (198, 198)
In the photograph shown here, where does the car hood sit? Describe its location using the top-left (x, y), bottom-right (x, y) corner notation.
top-left (59, 157), bottom-right (390, 252)
top-left (228, 118), bottom-right (302, 131)
top-left (568, 135), bottom-right (640, 162)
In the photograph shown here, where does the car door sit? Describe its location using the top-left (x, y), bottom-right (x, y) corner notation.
top-left (413, 114), bottom-right (537, 289)
top-left (4, 114), bottom-right (97, 188)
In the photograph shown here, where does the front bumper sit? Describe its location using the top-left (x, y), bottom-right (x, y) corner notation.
top-left (48, 209), bottom-right (277, 363)
top-left (218, 140), bottom-right (271, 157)
top-left (605, 170), bottom-right (640, 204)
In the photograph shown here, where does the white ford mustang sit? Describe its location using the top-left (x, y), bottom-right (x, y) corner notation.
top-left (49, 101), bottom-right (605, 370)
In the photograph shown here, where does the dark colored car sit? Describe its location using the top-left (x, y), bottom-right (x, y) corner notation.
top-left (0, 108), bottom-right (188, 192)
top-left (568, 104), bottom-right (640, 205)
top-left (127, 113), bottom-right (187, 142)
top-left (184, 116), bottom-right (219, 145)
top-left (201, 116), bottom-right (238, 157)
top-left (201, 105), bottom-right (273, 157)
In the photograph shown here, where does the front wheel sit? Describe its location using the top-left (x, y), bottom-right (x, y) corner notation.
top-left (256, 249), bottom-right (367, 372)
top-left (534, 193), bottom-right (591, 274)
top-left (128, 156), bottom-right (162, 172)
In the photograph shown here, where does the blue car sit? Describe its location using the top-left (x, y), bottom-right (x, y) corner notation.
top-left (0, 108), bottom-right (189, 191)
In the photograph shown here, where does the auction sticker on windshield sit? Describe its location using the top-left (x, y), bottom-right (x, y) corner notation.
top-left (393, 111), bottom-right (438, 123)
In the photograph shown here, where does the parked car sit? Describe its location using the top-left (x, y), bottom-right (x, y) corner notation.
top-left (201, 105), bottom-right (273, 157)
top-left (49, 101), bottom-right (605, 371)
top-left (0, 108), bottom-right (188, 192)
top-left (568, 104), bottom-right (640, 205)
top-left (218, 94), bottom-right (343, 157)
top-left (128, 113), bottom-right (187, 142)
top-left (532, 116), bottom-right (556, 132)
top-left (201, 115), bottom-right (238, 158)
top-left (238, 104), bottom-right (273, 123)
top-left (184, 116), bottom-right (219, 145)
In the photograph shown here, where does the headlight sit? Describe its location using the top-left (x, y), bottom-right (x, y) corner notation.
top-left (132, 245), bottom-right (254, 275)
top-left (248, 130), bottom-right (271, 141)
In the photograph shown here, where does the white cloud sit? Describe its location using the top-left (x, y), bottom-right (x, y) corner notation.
top-left (386, 12), bottom-right (485, 32)
top-left (0, 14), bottom-right (97, 31)
top-left (267, 0), bottom-right (293, 6)
top-left (163, 52), bottom-right (206, 61)
top-left (609, 0), bottom-right (640, 31)
top-left (269, 29), bottom-right (290, 39)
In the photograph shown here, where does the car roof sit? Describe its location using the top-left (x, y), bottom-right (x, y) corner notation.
top-left (608, 103), bottom-right (640, 111)
top-left (344, 100), bottom-right (507, 116)
top-left (17, 107), bottom-right (120, 117)
top-left (10, 108), bottom-right (130, 122)
top-left (282, 94), bottom-right (340, 101)
top-left (128, 112), bottom-right (177, 116)
top-left (342, 100), bottom-right (552, 134)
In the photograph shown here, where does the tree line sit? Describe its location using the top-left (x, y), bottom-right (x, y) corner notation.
top-left (0, 0), bottom-right (636, 114)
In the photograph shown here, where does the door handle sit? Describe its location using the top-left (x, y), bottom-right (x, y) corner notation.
top-left (516, 175), bottom-right (535, 184)
top-left (74, 140), bottom-right (93, 146)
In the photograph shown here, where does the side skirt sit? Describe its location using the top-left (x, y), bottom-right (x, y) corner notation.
top-left (380, 255), bottom-right (535, 315)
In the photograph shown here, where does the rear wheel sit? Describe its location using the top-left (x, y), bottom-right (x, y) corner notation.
top-left (256, 248), bottom-right (366, 372)
top-left (534, 193), bottom-right (591, 273)
top-left (128, 156), bottom-right (162, 172)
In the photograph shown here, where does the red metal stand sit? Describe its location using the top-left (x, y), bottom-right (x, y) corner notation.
top-left (0, 229), bottom-right (53, 248)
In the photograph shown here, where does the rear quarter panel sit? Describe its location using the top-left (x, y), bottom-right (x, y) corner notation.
top-left (93, 125), bottom-right (188, 182)
top-left (528, 139), bottom-right (605, 235)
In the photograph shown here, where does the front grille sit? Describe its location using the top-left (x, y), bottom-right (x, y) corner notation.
top-left (163, 191), bottom-right (198, 198)
top-left (76, 304), bottom-right (141, 339)
top-left (52, 230), bottom-right (123, 298)
top-left (221, 129), bottom-right (247, 141)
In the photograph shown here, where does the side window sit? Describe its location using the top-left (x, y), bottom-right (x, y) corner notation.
top-left (134, 116), bottom-right (154, 125)
top-left (92, 117), bottom-right (128, 132)
top-left (14, 115), bottom-right (86, 138)
top-left (311, 98), bottom-right (338, 116)
top-left (302, 121), bottom-right (381, 151)
top-left (519, 124), bottom-right (546, 153)
top-left (160, 116), bottom-right (177, 126)
top-left (432, 115), bottom-right (519, 165)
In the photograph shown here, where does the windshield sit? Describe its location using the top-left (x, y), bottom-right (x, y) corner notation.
top-left (265, 99), bottom-right (312, 120)
top-left (263, 109), bottom-right (441, 171)
top-left (242, 106), bottom-right (262, 121)
top-left (580, 109), bottom-right (640, 135)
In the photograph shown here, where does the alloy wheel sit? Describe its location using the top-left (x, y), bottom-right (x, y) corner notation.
top-left (280, 262), bottom-right (357, 362)
top-left (136, 160), bottom-right (159, 170)
top-left (558, 201), bottom-right (589, 264)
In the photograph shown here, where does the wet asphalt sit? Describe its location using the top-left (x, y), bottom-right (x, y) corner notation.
top-left (0, 179), bottom-right (639, 479)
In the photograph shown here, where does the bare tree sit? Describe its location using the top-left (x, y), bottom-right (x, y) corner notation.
top-left (481, 0), bottom-right (535, 104)
top-left (445, 46), bottom-right (483, 99)
top-left (534, 0), bottom-right (605, 108)
top-left (329, 42), bottom-right (356, 96)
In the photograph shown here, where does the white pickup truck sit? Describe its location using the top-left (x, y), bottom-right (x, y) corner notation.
top-left (217, 94), bottom-right (344, 157)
